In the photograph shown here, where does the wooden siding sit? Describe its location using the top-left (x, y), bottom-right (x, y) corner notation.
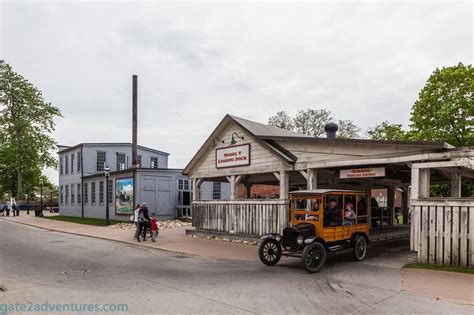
top-left (410, 199), bottom-right (474, 267)
top-left (191, 125), bottom-right (289, 178)
top-left (192, 200), bottom-right (289, 236)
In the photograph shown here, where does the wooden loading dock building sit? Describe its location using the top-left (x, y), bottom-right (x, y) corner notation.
top-left (183, 115), bottom-right (473, 253)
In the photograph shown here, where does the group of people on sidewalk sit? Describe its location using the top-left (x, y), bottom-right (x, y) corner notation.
top-left (0, 200), bottom-right (20, 217)
top-left (132, 202), bottom-right (159, 242)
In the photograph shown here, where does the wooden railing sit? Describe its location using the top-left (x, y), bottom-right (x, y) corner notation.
top-left (192, 200), bottom-right (289, 236)
top-left (410, 198), bottom-right (474, 267)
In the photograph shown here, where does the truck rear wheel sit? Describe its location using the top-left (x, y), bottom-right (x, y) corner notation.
top-left (353, 235), bottom-right (367, 261)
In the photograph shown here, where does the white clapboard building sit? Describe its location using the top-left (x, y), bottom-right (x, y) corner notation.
top-left (58, 143), bottom-right (229, 221)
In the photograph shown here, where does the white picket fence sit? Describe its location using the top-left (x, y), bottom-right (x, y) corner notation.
top-left (411, 198), bottom-right (474, 267)
top-left (192, 200), bottom-right (289, 236)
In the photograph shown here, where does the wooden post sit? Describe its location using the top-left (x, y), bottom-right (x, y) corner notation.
top-left (411, 168), bottom-right (420, 200)
top-left (227, 175), bottom-right (236, 200)
top-left (402, 187), bottom-right (409, 225)
top-left (307, 169), bottom-right (317, 190)
top-left (192, 178), bottom-right (203, 201)
top-left (279, 171), bottom-right (289, 199)
top-left (419, 168), bottom-right (430, 198)
top-left (387, 185), bottom-right (395, 226)
top-left (451, 173), bottom-right (462, 197)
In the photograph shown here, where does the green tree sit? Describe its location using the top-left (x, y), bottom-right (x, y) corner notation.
top-left (0, 60), bottom-right (62, 199)
top-left (367, 121), bottom-right (407, 140)
top-left (294, 108), bottom-right (332, 137)
top-left (337, 119), bottom-right (361, 139)
top-left (410, 63), bottom-right (474, 147)
top-left (267, 111), bottom-right (294, 130)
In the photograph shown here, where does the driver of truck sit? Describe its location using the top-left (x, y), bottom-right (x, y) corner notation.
top-left (324, 198), bottom-right (342, 227)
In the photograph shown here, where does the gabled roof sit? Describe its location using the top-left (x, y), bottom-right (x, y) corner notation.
top-left (230, 115), bottom-right (312, 138)
top-left (182, 114), bottom-right (452, 176)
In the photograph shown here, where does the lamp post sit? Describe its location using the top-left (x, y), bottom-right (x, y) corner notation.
top-left (104, 167), bottom-right (110, 226)
top-left (39, 178), bottom-right (44, 217)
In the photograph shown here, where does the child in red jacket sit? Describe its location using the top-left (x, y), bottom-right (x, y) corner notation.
top-left (150, 213), bottom-right (159, 242)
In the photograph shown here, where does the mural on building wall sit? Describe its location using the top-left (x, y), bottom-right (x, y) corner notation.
top-left (115, 178), bottom-right (133, 214)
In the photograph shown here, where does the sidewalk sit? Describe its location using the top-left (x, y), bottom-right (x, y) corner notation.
top-left (0, 213), bottom-right (258, 261)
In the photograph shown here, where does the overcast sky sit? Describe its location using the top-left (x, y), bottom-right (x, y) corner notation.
top-left (1, 1), bottom-right (472, 184)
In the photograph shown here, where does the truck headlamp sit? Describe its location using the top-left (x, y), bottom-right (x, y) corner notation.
top-left (275, 234), bottom-right (281, 242)
top-left (297, 235), bottom-right (304, 244)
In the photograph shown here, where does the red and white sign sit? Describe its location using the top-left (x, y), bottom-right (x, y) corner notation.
top-left (340, 167), bottom-right (385, 179)
top-left (215, 144), bottom-right (251, 169)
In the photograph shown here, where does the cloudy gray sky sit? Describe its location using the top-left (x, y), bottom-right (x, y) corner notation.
top-left (1, 0), bottom-right (472, 184)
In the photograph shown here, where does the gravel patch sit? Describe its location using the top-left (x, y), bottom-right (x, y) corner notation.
top-left (186, 234), bottom-right (258, 246)
top-left (108, 220), bottom-right (191, 230)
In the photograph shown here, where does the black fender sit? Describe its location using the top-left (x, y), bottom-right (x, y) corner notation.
top-left (303, 236), bottom-right (328, 250)
top-left (258, 233), bottom-right (281, 246)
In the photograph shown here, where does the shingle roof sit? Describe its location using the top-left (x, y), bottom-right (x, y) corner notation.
top-left (230, 115), bottom-right (312, 138)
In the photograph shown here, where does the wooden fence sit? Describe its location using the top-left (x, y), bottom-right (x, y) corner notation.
top-left (192, 200), bottom-right (289, 236)
top-left (410, 198), bottom-right (474, 267)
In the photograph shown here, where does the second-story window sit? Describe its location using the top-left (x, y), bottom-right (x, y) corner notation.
top-left (150, 157), bottom-right (158, 169)
top-left (71, 153), bottom-right (75, 174)
top-left (65, 155), bottom-right (69, 174)
top-left (77, 151), bottom-right (81, 172)
top-left (116, 153), bottom-right (126, 171)
top-left (97, 151), bottom-right (106, 172)
top-left (59, 156), bottom-right (63, 176)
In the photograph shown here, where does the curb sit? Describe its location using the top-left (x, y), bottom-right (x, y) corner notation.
top-left (0, 217), bottom-right (203, 258)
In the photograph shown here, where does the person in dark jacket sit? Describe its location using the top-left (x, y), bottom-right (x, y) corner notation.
top-left (324, 198), bottom-right (342, 227)
top-left (136, 202), bottom-right (151, 241)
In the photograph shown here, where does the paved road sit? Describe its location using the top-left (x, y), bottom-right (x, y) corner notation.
top-left (0, 220), bottom-right (471, 314)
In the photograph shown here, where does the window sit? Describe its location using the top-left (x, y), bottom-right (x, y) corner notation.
top-left (65, 185), bottom-right (69, 204)
top-left (97, 151), bottom-right (106, 172)
top-left (71, 184), bottom-right (75, 204)
top-left (137, 155), bottom-right (142, 168)
top-left (116, 153), bottom-right (126, 171)
top-left (71, 153), bottom-right (74, 174)
top-left (77, 184), bottom-right (81, 204)
top-left (178, 179), bottom-right (190, 191)
top-left (150, 157), bottom-right (158, 169)
top-left (212, 182), bottom-right (221, 200)
top-left (65, 155), bottom-right (69, 174)
top-left (77, 151), bottom-right (81, 172)
top-left (60, 186), bottom-right (63, 204)
top-left (59, 157), bottom-right (63, 176)
top-left (108, 180), bottom-right (113, 204)
top-left (91, 182), bottom-right (96, 204)
top-left (99, 181), bottom-right (104, 204)
top-left (84, 183), bottom-right (89, 204)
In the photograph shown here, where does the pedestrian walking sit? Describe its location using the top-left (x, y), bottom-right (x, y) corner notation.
top-left (135, 203), bottom-right (149, 242)
top-left (0, 201), bottom-right (4, 216)
top-left (150, 213), bottom-right (159, 242)
top-left (12, 202), bottom-right (18, 216)
top-left (133, 204), bottom-right (140, 240)
top-left (6, 201), bottom-right (11, 216)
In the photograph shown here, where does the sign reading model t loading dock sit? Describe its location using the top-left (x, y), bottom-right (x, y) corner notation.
top-left (340, 167), bottom-right (385, 179)
top-left (215, 144), bottom-right (251, 168)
